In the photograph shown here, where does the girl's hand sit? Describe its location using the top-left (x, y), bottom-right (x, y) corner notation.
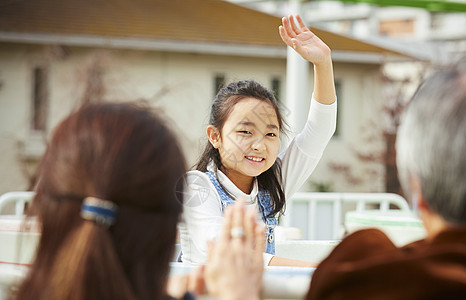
top-left (205, 201), bottom-right (265, 300)
top-left (279, 14), bottom-right (331, 66)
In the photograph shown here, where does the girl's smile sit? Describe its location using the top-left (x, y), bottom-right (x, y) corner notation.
top-left (207, 97), bottom-right (280, 193)
top-left (245, 156), bottom-right (265, 163)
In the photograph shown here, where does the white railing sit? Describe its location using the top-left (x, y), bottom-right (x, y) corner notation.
top-left (282, 192), bottom-right (411, 240)
top-left (0, 191), bottom-right (411, 241)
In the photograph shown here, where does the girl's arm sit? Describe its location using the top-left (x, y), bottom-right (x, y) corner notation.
top-left (269, 256), bottom-right (317, 268)
top-left (276, 15), bottom-right (337, 199)
top-left (279, 14), bottom-right (336, 105)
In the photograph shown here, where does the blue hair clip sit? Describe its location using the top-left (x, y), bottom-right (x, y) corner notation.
top-left (81, 197), bottom-right (118, 227)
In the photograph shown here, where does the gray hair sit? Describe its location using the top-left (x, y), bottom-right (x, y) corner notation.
top-left (396, 63), bottom-right (466, 224)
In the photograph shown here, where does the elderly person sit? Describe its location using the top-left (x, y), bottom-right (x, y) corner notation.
top-left (306, 64), bottom-right (466, 299)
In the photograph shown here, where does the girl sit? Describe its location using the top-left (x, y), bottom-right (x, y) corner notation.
top-left (179, 14), bottom-right (337, 267)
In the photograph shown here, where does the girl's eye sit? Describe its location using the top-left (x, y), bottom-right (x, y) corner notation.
top-left (267, 133), bottom-right (277, 137)
top-left (238, 130), bottom-right (251, 134)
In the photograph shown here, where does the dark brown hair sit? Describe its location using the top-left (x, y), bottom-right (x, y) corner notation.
top-left (16, 102), bottom-right (186, 300)
top-left (196, 80), bottom-right (287, 217)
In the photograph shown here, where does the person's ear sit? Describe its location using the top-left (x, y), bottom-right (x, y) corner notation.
top-left (207, 125), bottom-right (221, 149)
top-left (417, 197), bottom-right (429, 211)
top-left (409, 174), bottom-right (447, 238)
top-left (409, 174), bottom-right (428, 212)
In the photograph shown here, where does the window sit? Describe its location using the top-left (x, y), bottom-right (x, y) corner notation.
top-left (31, 67), bottom-right (48, 131)
top-left (214, 74), bottom-right (225, 96)
top-left (334, 80), bottom-right (342, 137)
top-left (379, 19), bottom-right (415, 37)
top-left (271, 77), bottom-right (281, 102)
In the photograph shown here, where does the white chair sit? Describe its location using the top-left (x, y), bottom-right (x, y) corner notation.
top-left (0, 192), bottom-right (34, 216)
top-left (0, 192), bottom-right (36, 299)
top-left (0, 192), bottom-right (38, 265)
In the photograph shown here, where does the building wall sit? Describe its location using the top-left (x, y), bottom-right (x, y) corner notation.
top-left (0, 44), bottom-right (37, 193)
top-left (0, 42), bottom-right (387, 195)
top-left (311, 62), bottom-right (386, 193)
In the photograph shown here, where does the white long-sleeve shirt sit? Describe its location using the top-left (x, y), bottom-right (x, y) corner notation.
top-left (178, 98), bottom-right (337, 265)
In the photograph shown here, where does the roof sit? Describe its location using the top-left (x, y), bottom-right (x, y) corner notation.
top-left (0, 0), bottom-right (426, 61)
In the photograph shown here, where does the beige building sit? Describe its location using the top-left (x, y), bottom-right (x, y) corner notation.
top-left (0, 0), bottom-right (420, 195)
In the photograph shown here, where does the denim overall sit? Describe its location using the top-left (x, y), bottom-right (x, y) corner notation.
top-left (206, 171), bottom-right (277, 255)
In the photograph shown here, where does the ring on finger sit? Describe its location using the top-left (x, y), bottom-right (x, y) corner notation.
top-left (230, 227), bottom-right (245, 239)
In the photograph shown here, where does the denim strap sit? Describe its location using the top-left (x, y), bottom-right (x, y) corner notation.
top-left (206, 171), bottom-right (276, 255)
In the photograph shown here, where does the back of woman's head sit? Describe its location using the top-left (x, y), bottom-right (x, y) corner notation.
top-left (17, 102), bottom-right (186, 300)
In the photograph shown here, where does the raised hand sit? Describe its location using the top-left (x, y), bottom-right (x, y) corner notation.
top-left (279, 14), bottom-right (331, 66)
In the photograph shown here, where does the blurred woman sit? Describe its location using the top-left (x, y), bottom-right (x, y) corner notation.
top-left (14, 102), bottom-right (186, 300)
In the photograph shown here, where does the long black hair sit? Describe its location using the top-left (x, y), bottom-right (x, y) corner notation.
top-left (195, 80), bottom-right (287, 217)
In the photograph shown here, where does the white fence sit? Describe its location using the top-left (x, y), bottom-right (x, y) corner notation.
top-left (0, 191), bottom-right (412, 242)
top-left (281, 192), bottom-right (411, 240)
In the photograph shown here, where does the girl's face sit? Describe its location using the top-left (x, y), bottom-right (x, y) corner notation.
top-left (209, 97), bottom-right (280, 190)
